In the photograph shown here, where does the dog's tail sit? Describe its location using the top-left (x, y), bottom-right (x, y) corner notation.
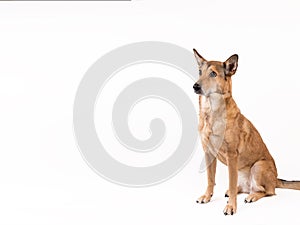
top-left (276, 178), bottom-right (300, 190)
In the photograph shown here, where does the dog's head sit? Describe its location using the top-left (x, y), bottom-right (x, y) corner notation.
top-left (193, 49), bottom-right (238, 96)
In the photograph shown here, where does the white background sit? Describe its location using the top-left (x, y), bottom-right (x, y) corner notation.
top-left (1, 0), bottom-right (300, 224)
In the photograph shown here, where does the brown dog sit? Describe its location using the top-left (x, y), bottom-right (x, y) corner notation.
top-left (192, 49), bottom-right (300, 215)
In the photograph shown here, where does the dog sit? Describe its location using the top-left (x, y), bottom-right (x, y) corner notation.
top-left (192, 49), bottom-right (300, 215)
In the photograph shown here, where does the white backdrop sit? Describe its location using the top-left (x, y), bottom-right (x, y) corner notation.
top-left (1, 0), bottom-right (300, 224)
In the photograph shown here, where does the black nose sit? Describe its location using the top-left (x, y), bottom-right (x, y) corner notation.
top-left (193, 83), bottom-right (200, 91)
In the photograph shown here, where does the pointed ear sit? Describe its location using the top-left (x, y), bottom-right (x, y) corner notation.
top-left (193, 48), bottom-right (206, 67)
top-left (224, 54), bottom-right (238, 76)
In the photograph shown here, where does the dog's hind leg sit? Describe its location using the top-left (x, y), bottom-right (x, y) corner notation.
top-left (244, 192), bottom-right (267, 203)
top-left (244, 160), bottom-right (277, 203)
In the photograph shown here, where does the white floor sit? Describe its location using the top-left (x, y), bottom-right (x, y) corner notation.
top-left (2, 153), bottom-right (300, 225)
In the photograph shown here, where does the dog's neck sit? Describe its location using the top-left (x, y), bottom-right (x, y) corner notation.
top-left (199, 92), bottom-right (240, 118)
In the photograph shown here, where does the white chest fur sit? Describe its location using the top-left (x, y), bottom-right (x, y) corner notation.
top-left (200, 94), bottom-right (227, 156)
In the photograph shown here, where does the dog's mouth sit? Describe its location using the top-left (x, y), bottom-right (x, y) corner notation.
top-left (194, 89), bottom-right (203, 95)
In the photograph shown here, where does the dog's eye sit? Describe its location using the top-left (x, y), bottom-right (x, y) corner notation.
top-left (209, 71), bottom-right (217, 78)
top-left (199, 70), bottom-right (202, 76)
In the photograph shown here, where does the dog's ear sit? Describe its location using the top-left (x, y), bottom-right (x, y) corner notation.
top-left (224, 54), bottom-right (238, 76)
top-left (193, 49), bottom-right (206, 67)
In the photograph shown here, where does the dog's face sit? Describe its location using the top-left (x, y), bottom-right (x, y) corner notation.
top-left (193, 49), bottom-right (238, 96)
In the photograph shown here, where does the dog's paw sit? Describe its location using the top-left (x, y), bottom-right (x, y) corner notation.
top-left (244, 196), bottom-right (253, 203)
top-left (196, 194), bottom-right (212, 204)
top-left (223, 203), bottom-right (236, 215)
top-left (244, 193), bottom-right (266, 203)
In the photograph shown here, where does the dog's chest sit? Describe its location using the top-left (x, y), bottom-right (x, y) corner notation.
top-left (200, 97), bottom-right (211, 136)
top-left (199, 96), bottom-right (227, 155)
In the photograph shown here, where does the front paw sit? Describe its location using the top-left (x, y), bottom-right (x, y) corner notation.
top-left (196, 194), bottom-right (212, 204)
top-left (223, 203), bottom-right (236, 215)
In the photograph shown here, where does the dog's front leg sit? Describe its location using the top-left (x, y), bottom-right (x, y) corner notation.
top-left (196, 152), bottom-right (216, 204)
top-left (223, 151), bottom-right (238, 215)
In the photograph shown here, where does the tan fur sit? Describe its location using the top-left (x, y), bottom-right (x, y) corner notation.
top-left (193, 49), bottom-right (300, 215)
